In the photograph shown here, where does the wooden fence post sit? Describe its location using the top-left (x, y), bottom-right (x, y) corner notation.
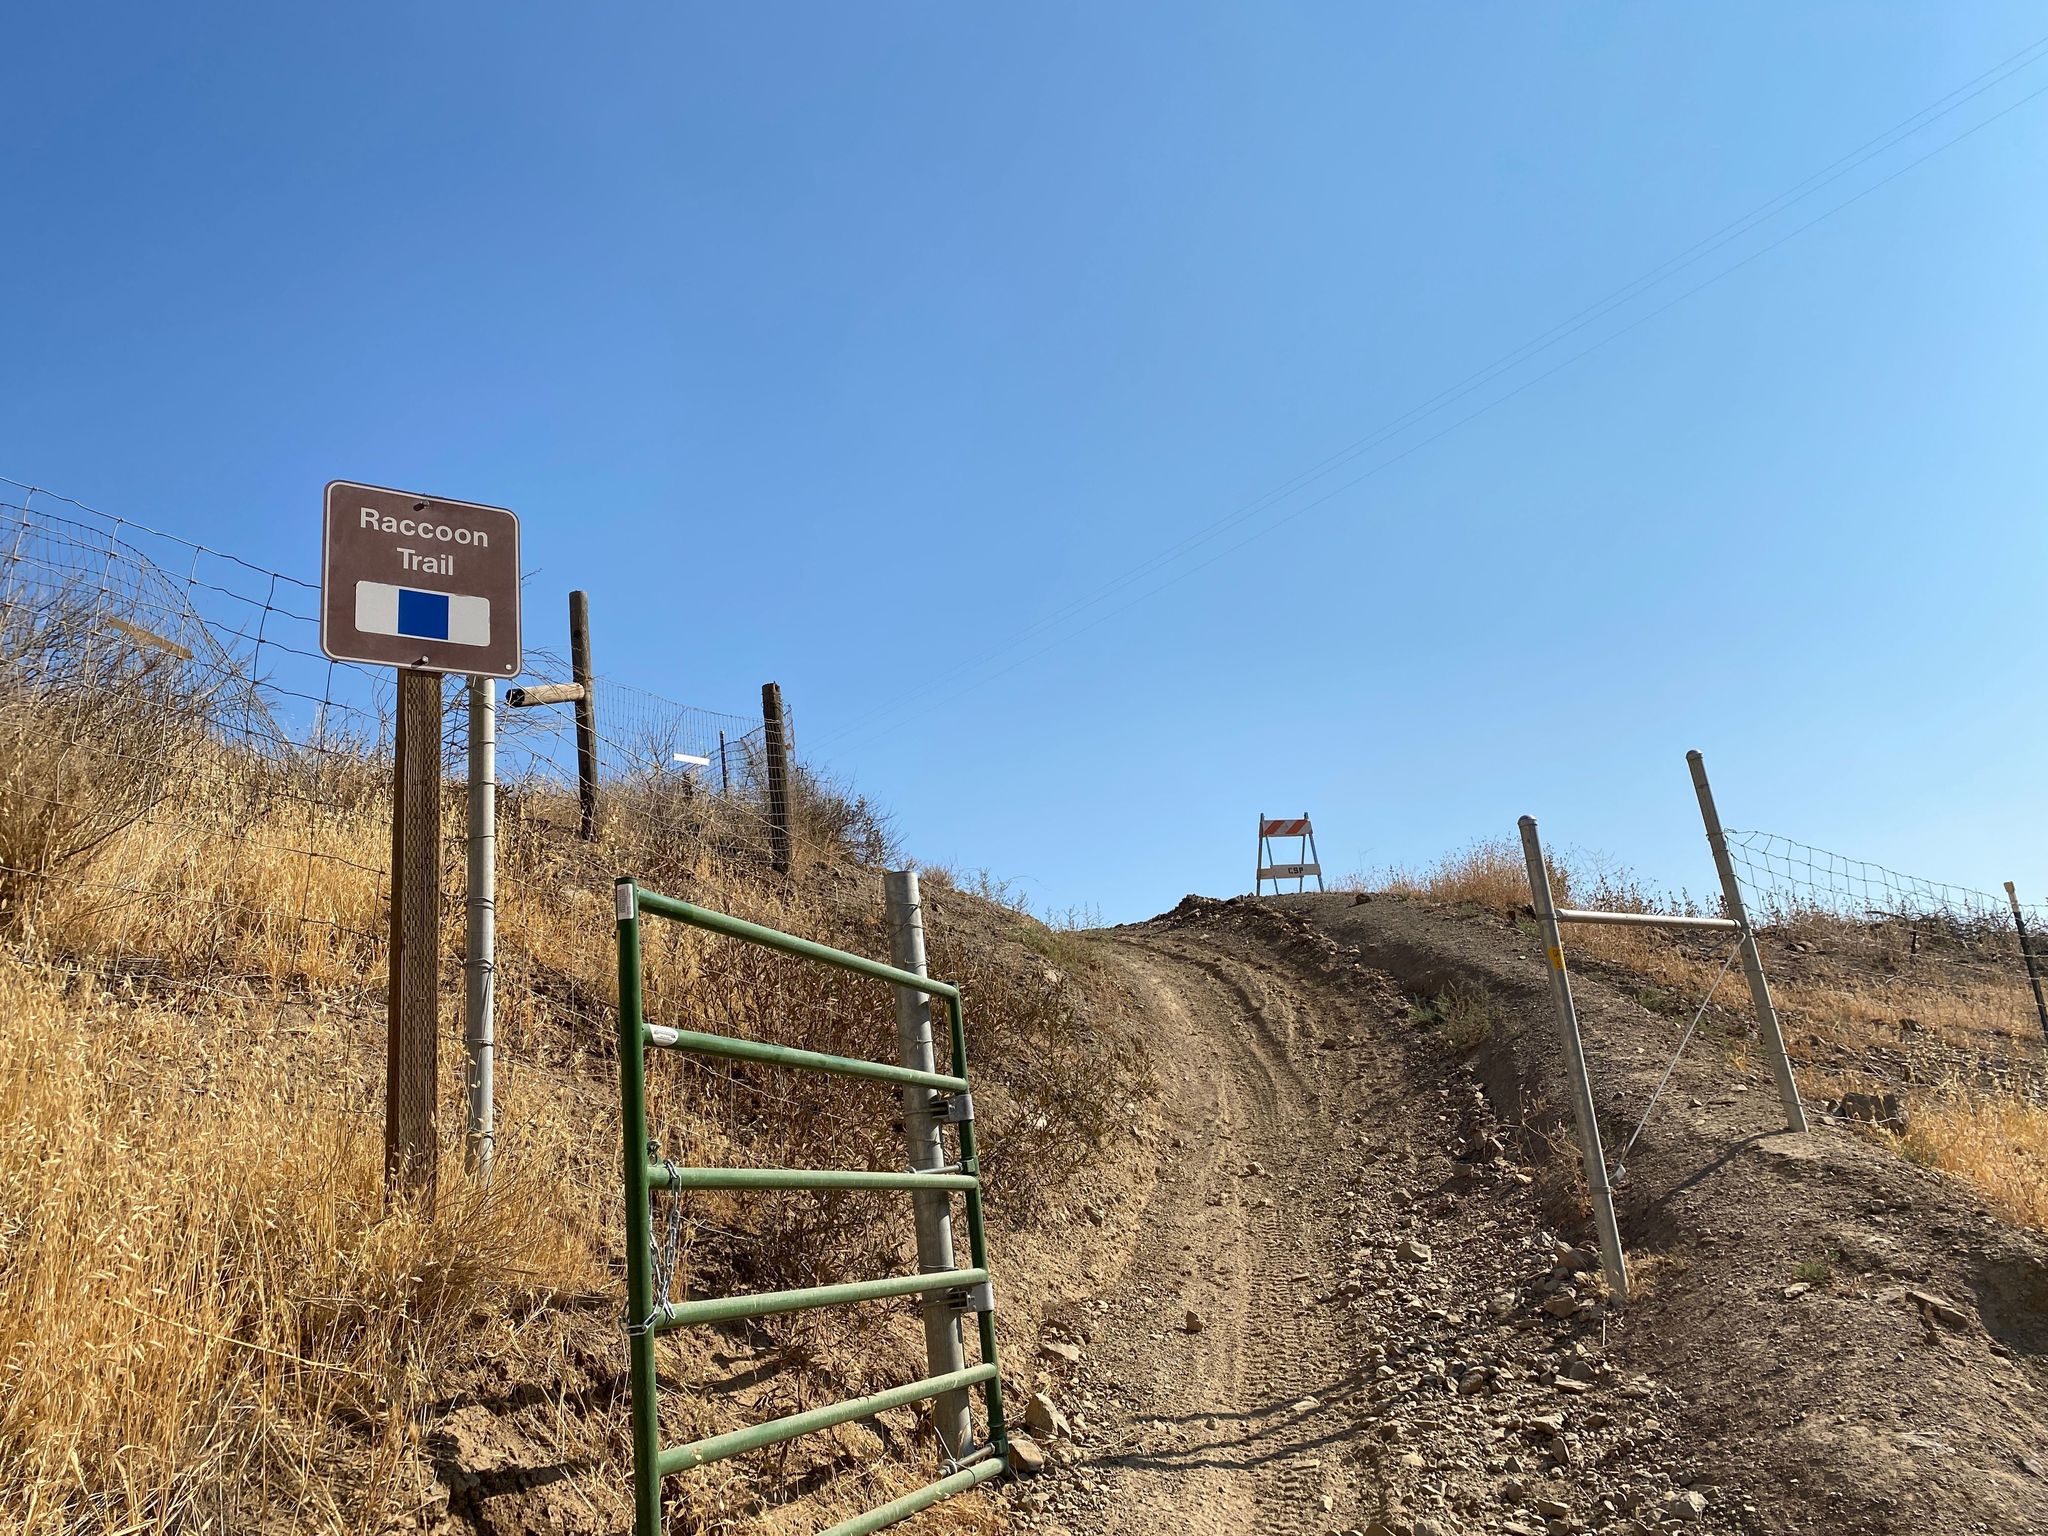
top-left (570, 590), bottom-right (597, 839)
top-left (762, 681), bottom-right (792, 873)
top-left (2006, 883), bottom-right (2048, 1043)
top-left (386, 669), bottom-right (443, 1205)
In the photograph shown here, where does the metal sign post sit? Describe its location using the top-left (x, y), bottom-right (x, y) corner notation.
top-left (1255, 814), bottom-right (1324, 896)
top-left (464, 677), bottom-right (497, 1180)
top-left (321, 481), bottom-right (521, 1206)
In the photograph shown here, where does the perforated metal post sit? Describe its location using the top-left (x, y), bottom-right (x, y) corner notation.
top-left (883, 870), bottom-right (972, 1458)
top-left (1687, 751), bottom-right (1807, 1133)
top-left (943, 988), bottom-right (1008, 1462)
top-left (1519, 815), bottom-right (1629, 1304)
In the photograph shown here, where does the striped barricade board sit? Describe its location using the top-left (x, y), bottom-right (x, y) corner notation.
top-left (1255, 813), bottom-right (1325, 896)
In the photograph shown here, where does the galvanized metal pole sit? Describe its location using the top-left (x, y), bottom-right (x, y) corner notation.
top-left (1518, 815), bottom-right (1629, 1304)
top-left (386, 669), bottom-right (443, 1206)
top-left (613, 878), bottom-right (663, 1536)
top-left (883, 870), bottom-right (972, 1459)
top-left (464, 677), bottom-right (497, 1180)
top-left (718, 729), bottom-right (730, 795)
top-left (2004, 882), bottom-right (2048, 1043)
top-left (1687, 750), bottom-right (1808, 1133)
top-left (1254, 812), bottom-right (1264, 897)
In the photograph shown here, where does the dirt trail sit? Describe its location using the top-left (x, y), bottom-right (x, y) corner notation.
top-left (1037, 931), bottom-right (1382, 1535)
top-left (1000, 894), bottom-right (2048, 1536)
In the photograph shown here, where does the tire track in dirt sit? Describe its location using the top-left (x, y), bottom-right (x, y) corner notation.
top-left (1022, 892), bottom-right (2048, 1536)
top-left (1015, 928), bottom-right (1389, 1536)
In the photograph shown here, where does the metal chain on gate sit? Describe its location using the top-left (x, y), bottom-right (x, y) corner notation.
top-left (1610, 936), bottom-right (1745, 1185)
top-left (625, 1156), bottom-right (687, 1336)
top-left (650, 1158), bottom-right (685, 1328)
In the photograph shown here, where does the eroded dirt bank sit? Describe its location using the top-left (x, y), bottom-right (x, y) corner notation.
top-left (999, 894), bottom-right (2048, 1536)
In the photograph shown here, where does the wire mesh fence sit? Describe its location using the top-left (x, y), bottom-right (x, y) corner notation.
top-left (1724, 826), bottom-right (2048, 1105)
top-left (1724, 829), bottom-right (2042, 939)
top-left (0, 479), bottom-right (834, 1146)
top-left (0, 472), bottom-right (911, 1128)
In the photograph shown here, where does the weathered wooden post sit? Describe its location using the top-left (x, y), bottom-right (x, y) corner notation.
top-left (387, 669), bottom-right (443, 1201)
top-left (2005, 882), bottom-right (2048, 1043)
top-left (571, 590), bottom-right (598, 839)
top-left (761, 681), bottom-right (792, 873)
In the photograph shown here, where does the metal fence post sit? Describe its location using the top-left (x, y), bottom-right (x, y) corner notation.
top-left (883, 870), bottom-right (972, 1458)
top-left (762, 681), bottom-right (792, 873)
top-left (1518, 815), bottom-right (1629, 1304)
top-left (2005, 882), bottom-right (2048, 1043)
top-left (614, 878), bottom-right (663, 1536)
top-left (571, 590), bottom-right (598, 840)
top-left (943, 989), bottom-right (1009, 1462)
top-left (464, 677), bottom-right (497, 1179)
top-left (1686, 750), bottom-right (1808, 1133)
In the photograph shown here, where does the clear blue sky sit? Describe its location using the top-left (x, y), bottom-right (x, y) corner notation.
top-left (7, 4), bottom-right (2048, 924)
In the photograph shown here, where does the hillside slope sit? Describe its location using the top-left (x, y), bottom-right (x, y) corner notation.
top-left (1001, 894), bottom-right (2048, 1536)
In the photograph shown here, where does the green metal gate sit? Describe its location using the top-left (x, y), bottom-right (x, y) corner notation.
top-left (613, 877), bottom-right (1010, 1536)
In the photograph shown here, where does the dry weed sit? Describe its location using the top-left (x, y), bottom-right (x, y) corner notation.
top-left (1373, 841), bottom-right (2048, 1236)
top-left (1897, 1086), bottom-right (2048, 1231)
top-left (0, 654), bottom-right (1142, 1531)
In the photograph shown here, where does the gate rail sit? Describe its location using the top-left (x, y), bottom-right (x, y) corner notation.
top-left (613, 877), bottom-right (1009, 1536)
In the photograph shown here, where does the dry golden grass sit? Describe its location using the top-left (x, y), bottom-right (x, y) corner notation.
top-left (0, 961), bottom-right (597, 1534)
top-left (1368, 837), bottom-right (1540, 912)
top-left (1898, 1086), bottom-right (2048, 1231)
top-left (0, 678), bottom-right (1140, 1533)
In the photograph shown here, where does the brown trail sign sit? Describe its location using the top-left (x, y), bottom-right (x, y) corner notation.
top-left (321, 481), bottom-right (522, 1205)
top-left (320, 481), bottom-right (521, 675)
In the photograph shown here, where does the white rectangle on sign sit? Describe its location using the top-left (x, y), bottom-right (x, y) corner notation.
top-left (355, 581), bottom-right (491, 648)
top-left (1257, 863), bottom-right (1321, 880)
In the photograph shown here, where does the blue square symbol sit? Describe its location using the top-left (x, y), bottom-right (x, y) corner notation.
top-left (396, 588), bottom-right (451, 641)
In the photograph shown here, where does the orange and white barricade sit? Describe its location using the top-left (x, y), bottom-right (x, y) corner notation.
top-left (1255, 813), bottom-right (1324, 896)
